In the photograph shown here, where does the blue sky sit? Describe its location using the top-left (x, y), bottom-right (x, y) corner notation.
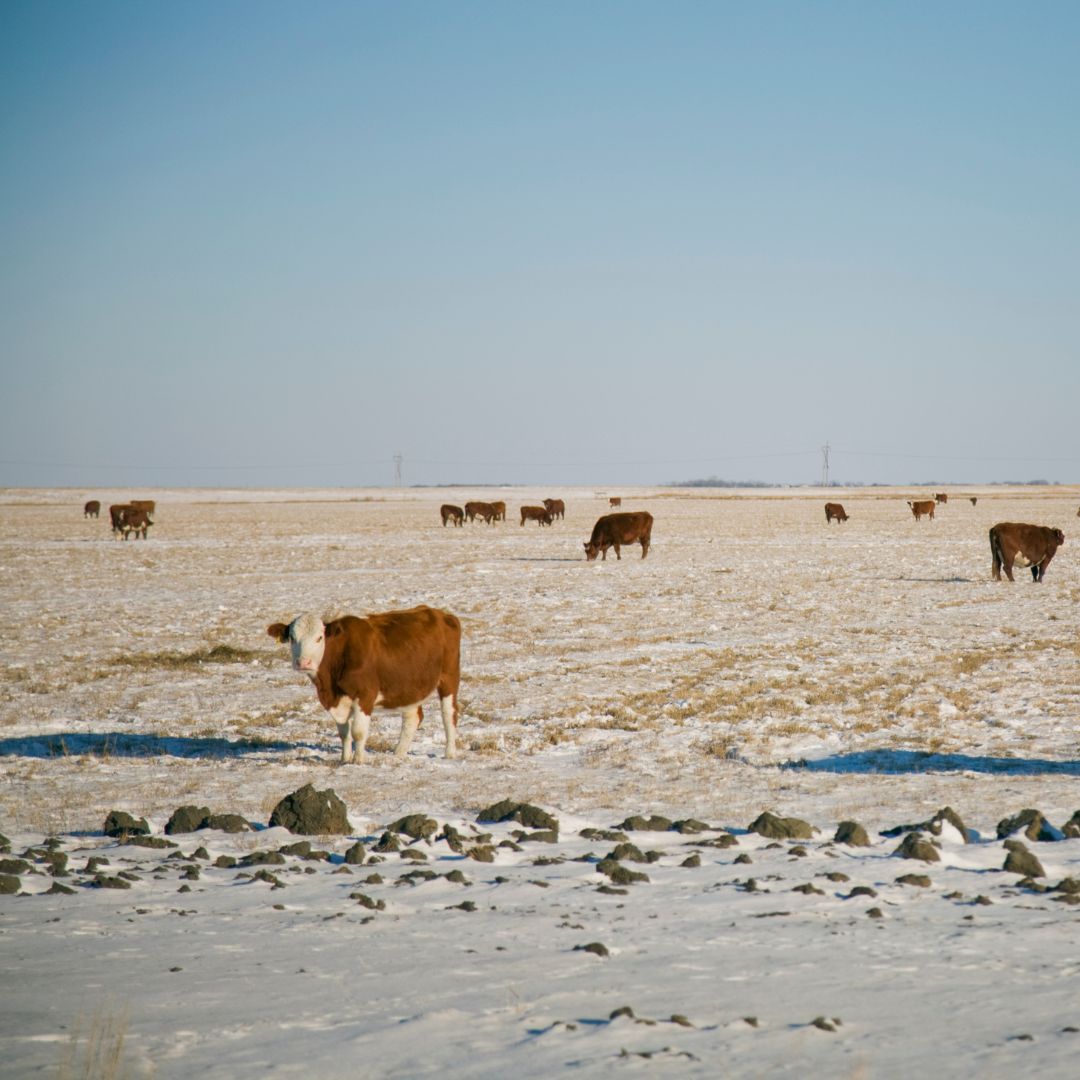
top-left (2, 2), bottom-right (1078, 487)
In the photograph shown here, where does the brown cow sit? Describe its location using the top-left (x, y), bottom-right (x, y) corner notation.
top-left (120, 509), bottom-right (153, 540)
top-left (109, 503), bottom-right (134, 537)
top-left (440, 504), bottom-right (464, 527)
top-left (521, 505), bottom-right (553, 526)
top-left (130, 499), bottom-right (156, 517)
top-left (935, 493), bottom-right (948, 504)
top-left (989, 523), bottom-right (1065, 582)
top-left (608, 497), bottom-right (622, 508)
top-left (83, 500), bottom-right (100, 518)
top-left (824, 502), bottom-right (848, 524)
top-left (465, 501), bottom-right (496, 524)
top-left (971, 497), bottom-right (978, 506)
top-left (543, 498), bottom-right (565, 520)
top-left (908, 500), bottom-right (936, 521)
top-left (584, 511), bottom-right (653, 560)
top-left (490, 501), bottom-right (507, 522)
top-left (267, 606), bottom-right (461, 764)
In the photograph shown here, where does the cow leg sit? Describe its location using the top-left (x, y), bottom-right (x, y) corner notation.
top-left (613, 543), bottom-right (621, 559)
top-left (1003, 559), bottom-right (1015, 582)
top-left (640, 538), bottom-right (649, 558)
top-left (440, 694), bottom-right (458, 759)
top-left (394, 705), bottom-right (422, 759)
top-left (328, 698), bottom-right (357, 763)
top-left (1033, 564), bottom-right (1043, 582)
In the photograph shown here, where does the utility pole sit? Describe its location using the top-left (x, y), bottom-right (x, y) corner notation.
top-left (821, 442), bottom-right (831, 487)
top-left (393, 452), bottom-right (403, 486)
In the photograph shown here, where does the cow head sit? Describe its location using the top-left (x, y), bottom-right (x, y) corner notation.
top-left (267, 612), bottom-right (326, 676)
top-left (584, 541), bottom-right (599, 561)
top-left (1054, 529), bottom-right (1065, 546)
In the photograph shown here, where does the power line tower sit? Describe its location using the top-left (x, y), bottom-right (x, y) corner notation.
top-left (393, 451), bottom-right (404, 486)
top-left (821, 442), bottom-right (831, 487)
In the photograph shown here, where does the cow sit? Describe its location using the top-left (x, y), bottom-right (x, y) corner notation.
top-left (83, 500), bottom-right (100, 518)
top-left (971, 497), bottom-right (978, 506)
top-left (584, 511), bottom-right (653, 560)
top-left (908, 500), bottom-right (936, 521)
top-left (267, 605), bottom-right (461, 764)
top-left (465, 501), bottom-right (496, 524)
top-left (521, 505), bottom-right (553, 526)
top-left (490, 501), bottom-right (507, 522)
top-left (608, 497), bottom-right (622, 508)
top-left (440, 504), bottom-right (464, 527)
top-left (989, 523), bottom-right (1065, 582)
top-left (130, 499), bottom-right (156, 517)
top-left (824, 502), bottom-right (848, 524)
top-left (935, 493), bottom-right (948, 504)
top-left (543, 498), bottom-right (565, 520)
top-left (109, 503), bottom-right (134, 537)
top-left (120, 508), bottom-right (153, 540)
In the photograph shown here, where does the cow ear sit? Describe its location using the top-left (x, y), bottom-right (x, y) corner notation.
top-left (267, 623), bottom-right (289, 643)
top-left (324, 621), bottom-right (341, 639)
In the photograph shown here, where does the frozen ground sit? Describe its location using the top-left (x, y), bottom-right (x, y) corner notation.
top-left (2, 485), bottom-right (1079, 1077)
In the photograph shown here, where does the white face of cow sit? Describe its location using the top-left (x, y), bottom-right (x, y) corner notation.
top-left (287, 613), bottom-right (326, 677)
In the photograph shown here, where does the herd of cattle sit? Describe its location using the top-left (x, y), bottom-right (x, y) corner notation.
top-left (84, 498), bottom-right (155, 540)
top-left (75, 491), bottom-right (1070, 765)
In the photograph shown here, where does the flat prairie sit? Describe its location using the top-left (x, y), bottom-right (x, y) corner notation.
top-left (2, 485), bottom-right (1079, 830)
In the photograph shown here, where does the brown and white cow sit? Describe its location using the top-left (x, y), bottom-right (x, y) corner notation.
top-left (109, 503), bottom-right (134, 537)
top-left (584, 511), bottom-right (653, 560)
top-left (83, 500), bottom-right (100, 518)
top-left (989, 523), bottom-right (1065, 582)
top-left (543, 498), bottom-right (565, 520)
top-left (521, 505), bottom-right (553, 526)
top-left (465, 501), bottom-right (496, 524)
top-left (908, 500), bottom-right (936, 521)
top-left (267, 605), bottom-right (461, 764)
top-left (608, 497), bottom-right (622, 508)
top-left (120, 508), bottom-right (153, 540)
top-left (824, 502), bottom-right (848, 524)
top-left (490, 501), bottom-right (507, 522)
top-left (935, 493), bottom-right (948, 504)
top-left (440, 504), bottom-right (464, 527)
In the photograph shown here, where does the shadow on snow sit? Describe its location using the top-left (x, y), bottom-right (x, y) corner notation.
top-left (786, 748), bottom-right (1080, 777)
top-left (0, 731), bottom-right (321, 760)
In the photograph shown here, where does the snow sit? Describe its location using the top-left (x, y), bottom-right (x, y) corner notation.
top-left (2, 485), bottom-right (1080, 1077)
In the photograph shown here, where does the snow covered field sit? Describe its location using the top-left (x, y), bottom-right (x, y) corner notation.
top-left (2, 485), bottom-right (1080, 1077)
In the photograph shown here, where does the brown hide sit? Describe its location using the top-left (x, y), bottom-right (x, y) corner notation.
top-left (465, 501), bottom-right (496, 524)
top-left (608, 497), bottom-right (622, 507)
top-left (490, 501), bottom-right (507, 521)
top-left (521, 505), bottom-right (553, 526)
top-left (989, 522), bottom-right (1065, 582)
top-left (440, 504), bottom-right (464, 526)
top-left (83, 500), bottom-right (100, 517)
top-left (584, 511), bottom-right (653, 560)
top-left (908, 500), bottom-right (936, 521)
top-left (543, 498), bottom-right (565, 520)
top-left (269, 606), bottom-right (461, 718)
top-left (824, 502), bottom-right (848, 523)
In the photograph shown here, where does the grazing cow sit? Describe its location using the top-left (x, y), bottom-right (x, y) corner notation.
top-left (267, 605), bottom-right (461, 764)
top-left (608, 497), bottom-right (622, 508)
top-left (521, 505), bottom-right (553, 526)
top-left (908, 500), bottom-right (936, 521)
top-left (543, 498), bottom-right (565, 520)
top-left (935, 493), bottom-right (948, 504)
top-left (130, 499), bottom-right (156, 517)
top-left (83, 500), bottom-right (100, 518)
top-left (440, 504), bottom-right (464, 527)
top-left (824, 502), bottom-right (848, 524)
top-left (490, 501), bottom-right (507, 522)
top-left (465, 501), bottom-right (496, 524)
top-left (584, 511), bottom-right (653, 560)
top-left (989, 523), bottom-right (1065, 582)
top-left (120, 509), bottom-right (153, 540)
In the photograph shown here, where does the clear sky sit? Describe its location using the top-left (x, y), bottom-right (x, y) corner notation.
top-left (2, 1), bottom-right (1078, 488)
